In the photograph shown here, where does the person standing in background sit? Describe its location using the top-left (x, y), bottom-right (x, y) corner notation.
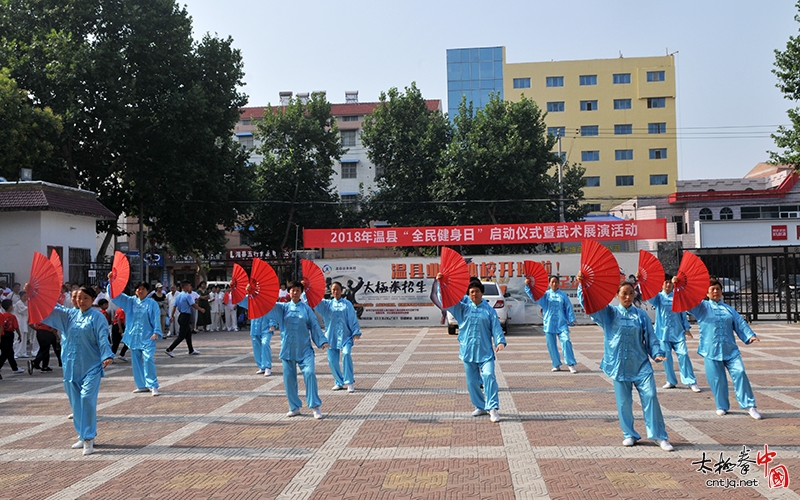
top-left (209, 285), bottom-right (222, 331)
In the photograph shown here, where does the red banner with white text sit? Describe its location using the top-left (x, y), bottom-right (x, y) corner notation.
top-left (304, 219), bottom-right (667, 248)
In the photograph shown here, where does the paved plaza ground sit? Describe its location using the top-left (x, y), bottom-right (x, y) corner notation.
top-left (1, 322), bottom-right (800, 499)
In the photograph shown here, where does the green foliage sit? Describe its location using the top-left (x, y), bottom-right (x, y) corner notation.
top-left (0, 0), bottom-right (249, 256)
top-left (772, 1), bottom-right (800, 166)
top-left (248, 93), bottom-right (347, 252)
top-left (0, 68), bottom-right (62, 180)
top-left (360, 83), bottom-right (452, 227)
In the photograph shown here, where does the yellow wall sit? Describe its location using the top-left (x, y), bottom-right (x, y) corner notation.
top-left (503, 56), bottom-right (677, 212)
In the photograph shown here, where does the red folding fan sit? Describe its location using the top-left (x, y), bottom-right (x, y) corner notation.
top-left (49, 249), bottom-right (63, 286)
top-left (230, 263), bottom-right (249, 304)
top-left (579, 239), bottom-right (621, 314)
top-left (110, 251), bottom-right (130, 299)
top-left (26, 252), bottom-right (62, 324)
top-left (301, 259), bottom-right (326, 309)
top-left (672, 252), bottom-right (710, 312)
top-left (523, 260), bottom-right (549, 301)
top-left (637, 250), bottom-right (665, 301)
top-left (248, 258), bottom-right (279, 319)
top-left (439, 247), bottom-right (470, 308)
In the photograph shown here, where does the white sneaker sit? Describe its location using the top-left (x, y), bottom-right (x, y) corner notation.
top-left (662, 383), bottom-right (676, 389)
top-left (690, 384), bottom-right (701, 393)
top-left (151, 387), bottom-right (159, 396)
top-left (256, 369), bottom-right (265, 374)
top-left (331, 385), bottom-right (343, 391)
top-left (132, 388), bottom-right (149, 393)
top-left (164, 349), bottom-right (175, 358)
top-left (71, 440), bottom-right (84, 449)
top-left (748, 407), bottom-right (762, 420)
top-left (312, 407), bottom-right (323, 419)
top-left (657, 439), bottom-right (674, 452)
top-left (622, 437), bottom-right (637, 447)
top-left (472, 408), bottom-right (488, 417)
top-left (12, 368), bottom-right (24, 373)
top-left (264, 368), bottom-right (271, 376)
top-left (82, 439), bottom-right (94, 456)
top-left (68, 414), bottom-right (73, 420)
top-left (117, 356), bottom-right (128, 363)
top-left (568, 365), bottom-right (578, 374)
top-left (347, 384), bottom-right (355, 393)
top-left (190, 350), bottom-right (200, 355)
top-left (551, 366), bottom-right (561, 372)
top-left (716, 409), bottom-right (727, 416)
top-left (286, 408), bottom-right (301, 417)
top-left (489, 409), bottom-right (500, 423)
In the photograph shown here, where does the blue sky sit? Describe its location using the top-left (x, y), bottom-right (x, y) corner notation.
top-left (182, 0), bottom-right (799, 180)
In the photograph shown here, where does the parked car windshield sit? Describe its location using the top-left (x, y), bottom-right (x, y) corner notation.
top-left (483, 283), bottom-right (500, 296)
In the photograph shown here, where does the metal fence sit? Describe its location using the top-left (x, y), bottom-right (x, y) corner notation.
top-left (696, 247), bottom-right (800, 322)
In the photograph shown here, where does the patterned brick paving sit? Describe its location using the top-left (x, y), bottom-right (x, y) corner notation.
top-left (1, 323), bottom-right (799, 499)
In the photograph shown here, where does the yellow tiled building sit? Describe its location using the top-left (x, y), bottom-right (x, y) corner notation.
top-left (447, 47), bottom-right (677, 212)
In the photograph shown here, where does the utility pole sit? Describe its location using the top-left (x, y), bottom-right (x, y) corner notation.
top-left (557, 133), bottom-right (565, 222)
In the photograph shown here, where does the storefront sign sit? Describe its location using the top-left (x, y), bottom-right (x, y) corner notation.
top-left (304, 219), bottom-right (666, 248)
top-left (772, 225), bottom-right (788, 240)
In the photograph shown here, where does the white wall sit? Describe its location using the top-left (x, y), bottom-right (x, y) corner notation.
top-left (0, 210), bottom-right (97, 284)
top-left (696, 219), bottom-right (800, 248)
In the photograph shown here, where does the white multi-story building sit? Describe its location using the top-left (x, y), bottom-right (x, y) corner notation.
top-left (234, 91), bottom-right (442, 202)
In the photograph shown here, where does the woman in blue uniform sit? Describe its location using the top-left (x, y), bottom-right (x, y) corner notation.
top-left (438, 276), bottom-right (506, 423)
top-left (265, 281), bottom-right (329, 419)
top-left (524, 276), bottom-right (577, 373)
top-left (681, 277), bottom-right (761, 419)
top-left (42, 286), bottom-right (114, 456)
top-left (576, 275), bottom-right (673, 451)
top-left (646, 274), bottom-right (700, 392)
top-left (315, 281), bottom-right (362, 393)
top-left (108, 279), bottom-right (162, 396)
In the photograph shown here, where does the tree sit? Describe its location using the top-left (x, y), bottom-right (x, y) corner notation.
top-left (360, 83), bottom-right (452, 227)
top-left (772, 2), bottom-right (800, 166)
top-left (247, 93), bottom-right (346, 252)
top-left (0, 0), bottom-right (249, 258)
top-left (437, 95), bottom-right (586, 232)
top-left (0, 69), bottom-right (62, 181)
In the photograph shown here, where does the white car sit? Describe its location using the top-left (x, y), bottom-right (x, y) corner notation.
top-left (446, 281), bottom-right (508, 335)
top-left (717, 277), bottom-right (740, 300)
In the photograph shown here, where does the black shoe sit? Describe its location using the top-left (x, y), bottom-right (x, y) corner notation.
top-left (41, 367), bottom-right (53, 372)
top-left (27, 360), bottom-right (33, 375)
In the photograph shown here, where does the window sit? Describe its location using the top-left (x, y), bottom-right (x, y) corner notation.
top-left (240, 119), bottom-right (251, 126)
top-left (613, 73), bottom-right (631, 84)
top-left (579, 75), bottom-right (597, 86)
top-left (580, 100), bottom-right (598, 111)
top-left (581, 151), bottom-right (599, 162)
top-left (614, 99), bottom-right (632, 110)
top-left (616, 175), bottom-right (634, 186)
top-left (341, 115), bottom-right (359, 122)
top-left (673, 215), bottom-right (685, 234)
top-left (341, 161), bottom-right (357, 179)
top-left (341, 130), bottom-right (357, 147)
top-left (580, 126), bottom-right (599, 136)
top-left (546, 76), bottom-right (564, 87)
top-left (69, 248), bottom-right (91, 285)
top-left (547, 101), bottom-right (565, 112)
top-left (238, 135), bottom-right (254, 150)
top-left (720, 207), bottom-right (734, 220)
top-left (649, 148), bottom-right (667, 159)
top-left (584, 203), bottom-right (602, 212)
top-left (647, 70), bottom-right (665, 82)
top-left (340, 194), bottom-right (358, 204)
top-left (584, 176), bottom-right (600, 187)
top-left (615, 150), bottom-right (633, 161)
top-left (647, 98), bottom-right (666, 108)
top-left (614, 124), bottom-right (632, 135)
top-left (547, 126), bottom-right (566, 137)
top-left (699, 208), bottom-right (713, 221)
top-left (648, 122), bottom-right (667, 134)
top-left (513, 78), bottom-right (531, 89)
top-left (741, 207), bottom-right (760, 219)
top-left (650, 174), bottom-right (668, 185)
